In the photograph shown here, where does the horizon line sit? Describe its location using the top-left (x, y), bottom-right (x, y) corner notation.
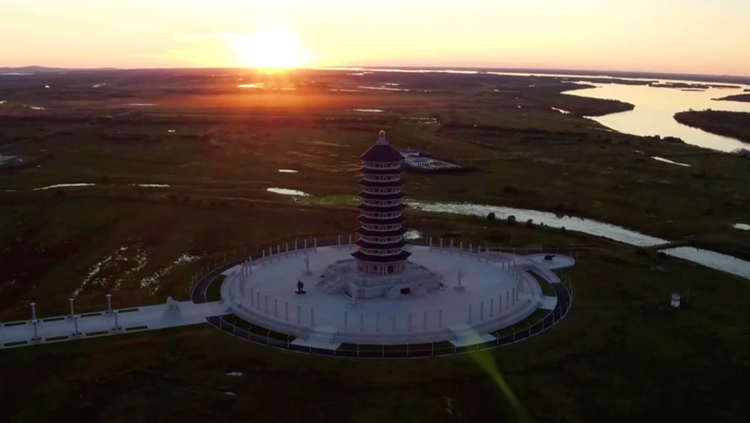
top-left (2, 64), bottom-right (749, 80)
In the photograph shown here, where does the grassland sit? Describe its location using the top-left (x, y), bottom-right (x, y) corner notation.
top-left (1, 215), bottom-right (749, 422)
top-left (2, 68), bottom-right (750, 422)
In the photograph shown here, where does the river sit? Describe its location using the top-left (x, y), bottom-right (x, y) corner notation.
top-left (565, 83), bottom-right (750, 152)
top-left (315, 67), bottom-right (750, 152)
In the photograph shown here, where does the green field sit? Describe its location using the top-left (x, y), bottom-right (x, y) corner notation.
top-left (2, 69), bottom-right (750, 422)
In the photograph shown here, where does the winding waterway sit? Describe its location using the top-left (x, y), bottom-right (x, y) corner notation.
top-left (316, 67), bottom-right (750, 152)
top-left (565, 83), bottom-right (750, 152)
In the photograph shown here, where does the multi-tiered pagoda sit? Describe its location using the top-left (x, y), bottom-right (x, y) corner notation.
top-left (352, 131), bottom-right (412, 274)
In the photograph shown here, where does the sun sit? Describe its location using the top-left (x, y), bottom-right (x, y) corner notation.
top-left (228, 29), bottom-right (307, 69)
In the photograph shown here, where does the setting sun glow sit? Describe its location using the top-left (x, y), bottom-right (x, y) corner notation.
top-left (228, 29), bottom-right (307, 69)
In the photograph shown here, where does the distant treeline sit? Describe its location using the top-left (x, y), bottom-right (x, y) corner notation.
top-left (674, 110), bottom-right (750, 143)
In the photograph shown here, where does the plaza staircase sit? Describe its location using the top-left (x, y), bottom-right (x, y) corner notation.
top-left (317, 275), bottom-right (345, 294)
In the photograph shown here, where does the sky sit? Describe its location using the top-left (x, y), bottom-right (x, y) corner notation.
top-left (1, 0), bottom-right (749, 75)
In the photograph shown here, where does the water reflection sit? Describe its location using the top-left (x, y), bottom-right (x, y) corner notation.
top-left (652, 157), bottom-right (691, 167)
top-left (407, 200), bottom-right (750, 279)
top-left (407, 201), bottom-right (666, 246)
top-left (404, 230), bottom-right (423, 240)
top-left (664, 247), bottom-right (750, 279)
top-left (267, 187), bottom-right (310, 196)
top-left (33, 183), bottom-right (96, 191)
top-left (565, 84), bottom-right (750, 152)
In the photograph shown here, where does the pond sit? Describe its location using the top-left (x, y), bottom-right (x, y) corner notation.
top-left (267, 188), bottom-right (310, 197)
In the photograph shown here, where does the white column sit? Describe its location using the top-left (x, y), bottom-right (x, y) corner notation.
top-left (106, 294), bottom-right (112, 314)
top-left (30, 302), bottom-right (37, 321)
top-left (69, 298), bottom-right (75, 317)
top-left (304, 239), bottom-right (308, 249)
top-left (113, 310), bottom-right (120, 331)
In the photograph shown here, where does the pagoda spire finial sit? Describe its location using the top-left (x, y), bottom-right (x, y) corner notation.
top-left (376, 130), bottom-right (388, 145)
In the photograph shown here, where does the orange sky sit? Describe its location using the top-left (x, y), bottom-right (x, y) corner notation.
top-left (1, 0), bottom-right (749, 76)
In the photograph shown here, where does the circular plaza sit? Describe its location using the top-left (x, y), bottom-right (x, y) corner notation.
top-left (219, 242), bottom-right (568, 350)
top-left (212, 130), bottom-right (574, 354)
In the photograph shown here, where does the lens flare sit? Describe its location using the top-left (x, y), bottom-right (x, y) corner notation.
top-left (227, 29), bottom-right (308, 69)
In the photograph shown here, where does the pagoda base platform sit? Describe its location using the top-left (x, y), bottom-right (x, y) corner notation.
top-left (316, 259), bottom-right (444, 301)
